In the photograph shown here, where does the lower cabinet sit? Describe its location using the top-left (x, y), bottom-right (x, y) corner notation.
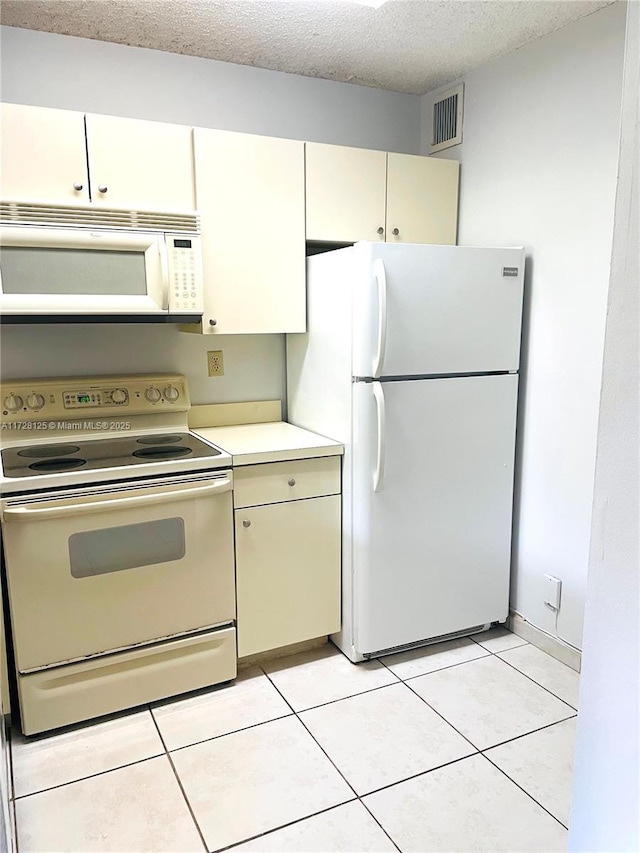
top-left (233, 458), bottom-right (341, 658)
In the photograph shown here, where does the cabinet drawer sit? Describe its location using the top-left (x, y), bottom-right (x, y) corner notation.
top-left (234, 456), bottom-right (340, 508)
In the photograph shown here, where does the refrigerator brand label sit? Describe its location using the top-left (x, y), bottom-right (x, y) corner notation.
top-left (502, 267), bottom-right (519, 277)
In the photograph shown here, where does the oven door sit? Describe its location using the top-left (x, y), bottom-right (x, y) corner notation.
top-left (0, 224), bottom-right (167, 317)
top-left (1, 472), bottom-right (235, 672)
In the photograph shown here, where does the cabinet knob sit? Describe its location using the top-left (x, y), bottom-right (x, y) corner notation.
top-left (288, 478), bottom-right (296, 487)
top-left (209, 318), bottom-right (217, 327)
top-left (73, 182), bottom-right (83, 191)
top-left (392, 227), bottom-right (400, 236)
top-left (242, 519), bottom-right (251, 528)
top-left (98, 185), bottom-right (108, 193)
top-left (377, 226), bottom-right (384, 235)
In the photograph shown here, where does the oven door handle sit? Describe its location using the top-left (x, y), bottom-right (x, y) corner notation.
top-left (0, 477), bottom-right (232, 521)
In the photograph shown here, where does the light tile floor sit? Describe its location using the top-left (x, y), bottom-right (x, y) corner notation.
top-left (10, 627), bottom-right (579, 852)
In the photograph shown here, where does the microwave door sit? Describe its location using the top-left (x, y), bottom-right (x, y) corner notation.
top-left (0, 225), bottom-right (167, 317)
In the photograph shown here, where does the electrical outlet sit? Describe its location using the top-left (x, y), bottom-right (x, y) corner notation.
top-left (207, 350), bottom-right (224, 377)
top-left (544, 574), bottom-right (562, 610)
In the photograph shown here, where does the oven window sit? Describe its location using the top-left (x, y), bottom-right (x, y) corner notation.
top-left (0, 247), bottom-right (147, 295)
top-left (68, 518), bottom-right (185, 578)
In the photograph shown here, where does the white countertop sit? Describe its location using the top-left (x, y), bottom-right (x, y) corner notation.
top-left (192, 422), bottom-right (343, 466)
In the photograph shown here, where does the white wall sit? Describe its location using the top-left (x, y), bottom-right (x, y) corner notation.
top-left (0, 325), bottom-right (285, 406)
top-left (569, 0), bottom-right (639, 845)
top-left (0, 25), bottom-right (420, 403)
top-left (0, 26), bottom-right (420, 153)
top-left (421, 2), bottom-right (627, 649)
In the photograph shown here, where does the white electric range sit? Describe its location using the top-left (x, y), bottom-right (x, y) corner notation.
top-left (0, 374), bottom-right (237, 735)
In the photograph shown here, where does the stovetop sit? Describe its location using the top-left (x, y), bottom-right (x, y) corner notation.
top-left (0, 431), bottom-right (232, 496)
top-left (0, 373), bottom-right (232, 496)
top-left (1, 432), bottom-right (223, 479)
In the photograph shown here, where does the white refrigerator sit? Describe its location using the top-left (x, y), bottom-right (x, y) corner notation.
top-left (287, 242), bottom-right (525, 662)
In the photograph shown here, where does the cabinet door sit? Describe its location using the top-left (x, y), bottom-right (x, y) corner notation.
top-left (235, 496), bottom-right (341, 658)
top-left (194, 128), bottom-right (305, 334)
top-left (386, 152), bottom-right (459, 244)
top-left (85, 114), bottom-right (195, 211)
top-left (305, 142), bottom-right (387, 242)
top-left (1, 103), bottom-right (89, 204)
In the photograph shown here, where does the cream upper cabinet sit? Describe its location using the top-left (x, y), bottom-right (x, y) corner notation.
top-left (234, 457), bottom-right (341, 659)
top-left (305, 142), bottom-right (459, 245)
top-left (85, 114), bottom-right (195, 211)
top-left (305, 142), bottom-right (387, 242)
top-left (191, 128), bottom-right (305, 335)
top-left (1, 103), bottom-right (90, 204)
top-left (0, 105), bottom-right (194, 211)
top-left (386, 152), bottom-right (459, 244)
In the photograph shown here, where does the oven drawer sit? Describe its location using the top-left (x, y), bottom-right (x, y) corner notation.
top-left (18, 626), bottom-right (237, 735)
top-left (233, 456), bottom-right (340, 508)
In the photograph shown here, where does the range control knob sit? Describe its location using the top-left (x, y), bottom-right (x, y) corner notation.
top-left (111, 388), bottom-right (127, 404)
top-left (145, 386), bottom-right (162, 404)
top-left (3, 394), bottom-right (23, 412)
top-left (26, 393), bottom-right (45, 410)
top-left (163, 385), bottom-right (180, 402)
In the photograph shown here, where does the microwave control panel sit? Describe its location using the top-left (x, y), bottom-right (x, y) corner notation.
top-left (166, 234), bottom-right (203, 314)
top-left (0, 374), bottom-right (190, 422)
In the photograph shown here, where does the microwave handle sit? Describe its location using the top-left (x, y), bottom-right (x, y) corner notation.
top-left (1, 477), bottom-right (232, 522)
top-left (159, 236), bottom-right (170, 308)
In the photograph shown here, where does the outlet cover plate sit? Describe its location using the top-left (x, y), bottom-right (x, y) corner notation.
top-left (207, 350), bottom-right (224, 377)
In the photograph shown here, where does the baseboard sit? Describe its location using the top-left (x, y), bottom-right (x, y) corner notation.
top-left (508, 611), bottom-right (581, 672)
top-left (238, 636), bottom-right (328, 669)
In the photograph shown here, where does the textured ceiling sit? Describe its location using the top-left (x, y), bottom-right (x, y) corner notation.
top-left (0, 0), bottom-right (616, 95)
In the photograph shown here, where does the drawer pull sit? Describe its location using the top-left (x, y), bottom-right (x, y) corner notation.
top-left (242, 519), bottom-right (251, 528)
top-left (288, 478), bottom-right (296, 487)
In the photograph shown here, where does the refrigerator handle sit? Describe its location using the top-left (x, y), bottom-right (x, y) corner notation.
top-left (372, 381), bottom-right (386, 492)
top-left (373, 259), bottom-right (387, 378)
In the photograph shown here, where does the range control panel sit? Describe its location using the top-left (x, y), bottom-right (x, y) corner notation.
top-left (166, 234), bottom-right (203, 313)
top-left (1, 374), bottom-right (190, 421)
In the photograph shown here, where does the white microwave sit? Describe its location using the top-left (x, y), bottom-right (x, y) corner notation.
top-left (0, 211), bottom-right (203, 323)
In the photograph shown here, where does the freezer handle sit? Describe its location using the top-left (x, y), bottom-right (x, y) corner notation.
top-left (372, 381), bottom-right (386, 492)
top-left (373, 259), bottom-right (387, 378)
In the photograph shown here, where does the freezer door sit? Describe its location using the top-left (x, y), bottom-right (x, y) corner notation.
top-left (351, 375), bottom-right (518, 656)
top-left (351, 243), bottom-right (524, 377)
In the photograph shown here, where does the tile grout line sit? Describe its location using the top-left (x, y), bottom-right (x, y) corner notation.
top-left (492, 654), bottom-right (579, 711)
top-left (259, 665), bottom-right (402, 853)
top-left (12, 751), bottom-right (163, 802)
top-left (209, 801), bottom-right (362, 853)
top-left (482, 751), bottom-right (570, 831)
top-left (479, 714), bottom-right (578, 752)
top-left (259, 665), bottom-right (359, 799)
top-left (400, 659), bottom-right (577, 754)
top-left (163, 709), bottom-right (294, 756)
top-left (400, 676), bottom-right (481, 753)
top-left (260, 658), bottom-right (400, 723)
top-left (357, 799), bottom-right (403, 852)
top-left (148, 707), bottom-right (210, 853)
top-left (378, 649), bottom-right (491, 682)
top-left (404, 633), bottom-right (578, 710)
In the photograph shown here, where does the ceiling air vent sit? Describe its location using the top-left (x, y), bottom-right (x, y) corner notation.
top-left (429, 83), bottom-right (464, 154)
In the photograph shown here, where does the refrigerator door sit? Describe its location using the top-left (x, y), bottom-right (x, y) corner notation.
top-left (351, 243), bottom-right (525, 378)
top-left (351, 374), bottom-right (518, 656)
